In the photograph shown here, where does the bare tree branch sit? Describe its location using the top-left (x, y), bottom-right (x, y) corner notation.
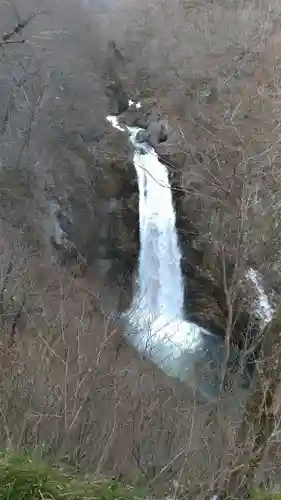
top-left (2, 9), bottom-right (44, 43)
top-left (0, 39), bottom-right (25, 46)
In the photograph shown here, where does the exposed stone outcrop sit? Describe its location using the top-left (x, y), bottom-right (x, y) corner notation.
top-left (136, 120), bottom-right (168, 147)
top-left (118, 98), bottom-right (164, 128)
top-left (103, 41), bottom-right (129, 115)
top-left (42, 121), bottom-right (139, 307)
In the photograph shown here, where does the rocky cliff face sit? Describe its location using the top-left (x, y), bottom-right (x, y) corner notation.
top-left (42, 71), bottom-right (261, 361)
top-left (0, 5), bottom-right (140, 311)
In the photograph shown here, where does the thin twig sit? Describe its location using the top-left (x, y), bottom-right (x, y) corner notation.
top-left (2, 9), bottom-right (45, 43)
top-left (0, 39), bottom-right (25, 46)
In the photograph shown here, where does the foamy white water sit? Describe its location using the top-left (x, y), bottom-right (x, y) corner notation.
top-left (246, 268), bottom-right (273, 326)
top-left (128, 100), bottom-right (141, 109)
top-left (132, 144), bottom-right (183, 318)
top-left (106, 114), bottom-right (216, 378)
top-left (128, 132), bottom-right (204, 359)
top-left (106, 115), bottom-right (125, 132)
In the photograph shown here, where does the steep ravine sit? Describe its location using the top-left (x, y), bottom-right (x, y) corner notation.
top-left (41, 50), bottom-right (270, 400)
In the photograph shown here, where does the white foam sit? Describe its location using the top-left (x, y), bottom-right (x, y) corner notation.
top-left (128, 100), bottom-right (141, 109)
top-left (107, 110), bottom-right (214, 366)
top-left (127, 127), bottom-right (208, 359)
top-left (246, 268), bottom-right (273, 325)
top-left (106, 115), bottom-right (125, 132)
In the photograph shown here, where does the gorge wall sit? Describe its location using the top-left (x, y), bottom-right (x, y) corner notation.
top-left (0, 0), bottom-right (273, 398)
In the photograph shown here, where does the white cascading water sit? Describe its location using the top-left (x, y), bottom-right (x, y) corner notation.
top-left (246, 268), bottom-right (273, 327)
top-left (134, 144), bottom-right (183, 320)
top-left (127, 128), bottom-right (204, 366)
top-left (107, 114), bottom-right (214, 382)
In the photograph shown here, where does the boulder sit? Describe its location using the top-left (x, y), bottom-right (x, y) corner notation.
top-left (136, 120), bottom-right (168, 147)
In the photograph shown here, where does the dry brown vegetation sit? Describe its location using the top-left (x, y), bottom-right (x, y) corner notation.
top-left (0, 243), bottom-right (252, 499)
top-left (1, 0), bottom-right (281, 498)
top-left (112, 0), bottom-right (281, 286)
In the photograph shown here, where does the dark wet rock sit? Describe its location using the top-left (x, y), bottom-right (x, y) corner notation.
top-left (135, 130), bottom-right (148, 143)
top-left (105, 80), bottom-right (128, 115)
top-left (103, 41), bottom-right (129, 115)
top-left (136, 120), bottom-right (168, 147)
top-left (119, 98), bottom-right (163, 128)
top-left (44, 123), bottom-right (139, 301)
top-left (107, 40), bottom-right (123, 60)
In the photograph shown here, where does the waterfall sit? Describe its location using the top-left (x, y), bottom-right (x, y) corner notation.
top-left (127, 129), bottom-right (205, 367)
top-left (107, 114), bottom-right (224, 398)
top-left (135, 146), bottom-right (183, 318)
